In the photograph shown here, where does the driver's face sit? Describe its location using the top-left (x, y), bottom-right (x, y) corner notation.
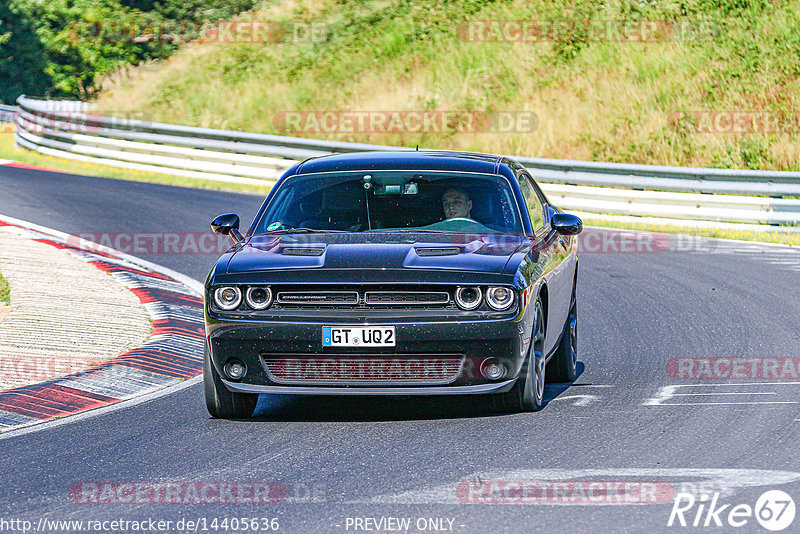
top-left (442, 189), bottom-right (472, 219)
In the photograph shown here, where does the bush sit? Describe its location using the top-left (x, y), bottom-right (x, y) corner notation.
top-left (0, 0), bottom-right (256, 104)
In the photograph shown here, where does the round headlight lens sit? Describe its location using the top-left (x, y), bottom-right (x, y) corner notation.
top-left (214, 286), bottom-right (242, 310)
top-left (246, 286), bottom-right (272, 310)
top-left (486, 286), bottom-right (515, 311)
top-left (455, 286), bottom-right (482, 310)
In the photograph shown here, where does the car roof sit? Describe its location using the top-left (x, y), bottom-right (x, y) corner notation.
top-left (293, 150), bottom-right (514, 177)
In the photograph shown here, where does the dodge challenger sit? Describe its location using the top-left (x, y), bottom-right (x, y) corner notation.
top-left (204, 151), bottom-right (581, 418)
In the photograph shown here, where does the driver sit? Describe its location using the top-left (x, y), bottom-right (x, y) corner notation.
top-left (442, 187), bottom-right (473, 219)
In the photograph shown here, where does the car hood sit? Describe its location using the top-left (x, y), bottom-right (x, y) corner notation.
top-left (225, 232), bottom-right (532, 274)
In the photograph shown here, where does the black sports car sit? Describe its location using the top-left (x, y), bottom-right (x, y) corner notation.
top-left (204, 151), bottom-right (582, 418)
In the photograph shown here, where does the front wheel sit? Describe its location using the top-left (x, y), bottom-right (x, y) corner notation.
top-left (494, 298), bottom-right (545, 413)
top-left (204, 344), bottom-right (258, 419)
top-left (547, 287), bottom-right (577, 383)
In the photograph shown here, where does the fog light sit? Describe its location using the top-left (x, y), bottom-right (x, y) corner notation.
top-left (224, 359), bottom-right (246, 380)
top-left (481, 358), bottom-right (506, 380)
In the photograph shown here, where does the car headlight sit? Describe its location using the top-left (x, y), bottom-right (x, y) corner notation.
top-left (245, 286), bottom-right (273, 310)
top-left (455, 286), bottom-right (482, 310)
top-left (214, 286), bottom-right (242, 310)
top-left (486, 286), bottom-right (515, 311)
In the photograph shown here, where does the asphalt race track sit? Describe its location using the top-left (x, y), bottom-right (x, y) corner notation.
top-left (1, 165), bottom-right (800, 533)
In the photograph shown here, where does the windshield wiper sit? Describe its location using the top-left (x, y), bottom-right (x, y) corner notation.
top-left (385, 229), bottom-right (453, 233)
top-left (259, 227), bottom-right (348, 235)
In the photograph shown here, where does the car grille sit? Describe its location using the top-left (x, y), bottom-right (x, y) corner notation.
top-left (364, 291), bottom-right (450, 305)
top-left (270, 287), bottom-right (454, 309)
top-left (276, 291), bottom-right (359, 306)
top-left (262, 354), bottom-right (464, 385)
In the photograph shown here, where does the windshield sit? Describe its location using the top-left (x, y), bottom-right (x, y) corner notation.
top-left (252, 170), bottom-right (523, 235)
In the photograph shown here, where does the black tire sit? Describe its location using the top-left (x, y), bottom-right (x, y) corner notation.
top-left (494, 298), bottom-right (546, 413)
top-left (204, 344), bottom-right (258, 419)
top-left (546, 285), bottom-right (577, 383)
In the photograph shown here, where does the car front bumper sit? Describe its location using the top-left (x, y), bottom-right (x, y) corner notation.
top-left (221, 379), bottom-right (517, 395)
top-left (206, 315), bottom-right (529, 394)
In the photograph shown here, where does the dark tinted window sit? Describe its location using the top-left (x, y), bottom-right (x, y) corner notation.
top-left (518, 173), bottom-right (545, 232)
top-left (253, 171), bottom-right (523, 235)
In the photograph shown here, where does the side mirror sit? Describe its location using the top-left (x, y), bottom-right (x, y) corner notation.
top-left (211, 213), bottom-right (244, 243)
top-left (551, 213), bottom-right (583, 236)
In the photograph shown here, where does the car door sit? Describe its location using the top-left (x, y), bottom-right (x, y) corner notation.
top-left (518, 171), bottom-right (572, 355)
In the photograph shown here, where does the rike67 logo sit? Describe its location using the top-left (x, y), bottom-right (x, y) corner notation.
top-left (668, 490), bottom-right (795, 531)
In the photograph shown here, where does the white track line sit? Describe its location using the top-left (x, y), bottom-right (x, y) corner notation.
top-left (644, 383), bottom-right (800, 406)
top-left (654, 402), bottom-right (797, 406)
top-left (671, 392), bottom-right (777, 396)
top-left (671, 382), bottom-right (800, 387)
top-left (0, 375), bottom-right (202, 440)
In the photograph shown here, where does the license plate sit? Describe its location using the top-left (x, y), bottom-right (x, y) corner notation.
top-left (322, 326), bottom-right (395, 347)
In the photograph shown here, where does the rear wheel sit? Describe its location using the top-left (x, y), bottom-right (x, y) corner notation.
top-left (494, 298), bottom-right (545, 413)
top-left (204, 344), bottom-right (258, 419)
top-left (547, 286), bottom-right (577, 383)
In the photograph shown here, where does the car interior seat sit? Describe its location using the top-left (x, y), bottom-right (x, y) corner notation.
top-left (299, 185), bottom-right (365, 230)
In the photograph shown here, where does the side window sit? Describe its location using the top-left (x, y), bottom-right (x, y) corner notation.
top-left (518, 173), bottom-right (545, 232)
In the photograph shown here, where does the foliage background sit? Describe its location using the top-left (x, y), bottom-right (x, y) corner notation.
top-left (0, 0), bottom-right (257, 103)
top-left (3, 0), bottom-right (800, 170)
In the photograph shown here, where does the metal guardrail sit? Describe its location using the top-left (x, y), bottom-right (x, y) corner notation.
top-left (12, 96), bottom-right (800, 228)
top-left (0, 105), bottom-right (18, 123)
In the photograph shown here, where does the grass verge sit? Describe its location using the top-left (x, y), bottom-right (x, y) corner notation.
top-left (582, 218), bottom-right (800, 247)
top-left (0, 271), bottom-right (9, 305)
top-left (0, 133), bottom-right (270, 195)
